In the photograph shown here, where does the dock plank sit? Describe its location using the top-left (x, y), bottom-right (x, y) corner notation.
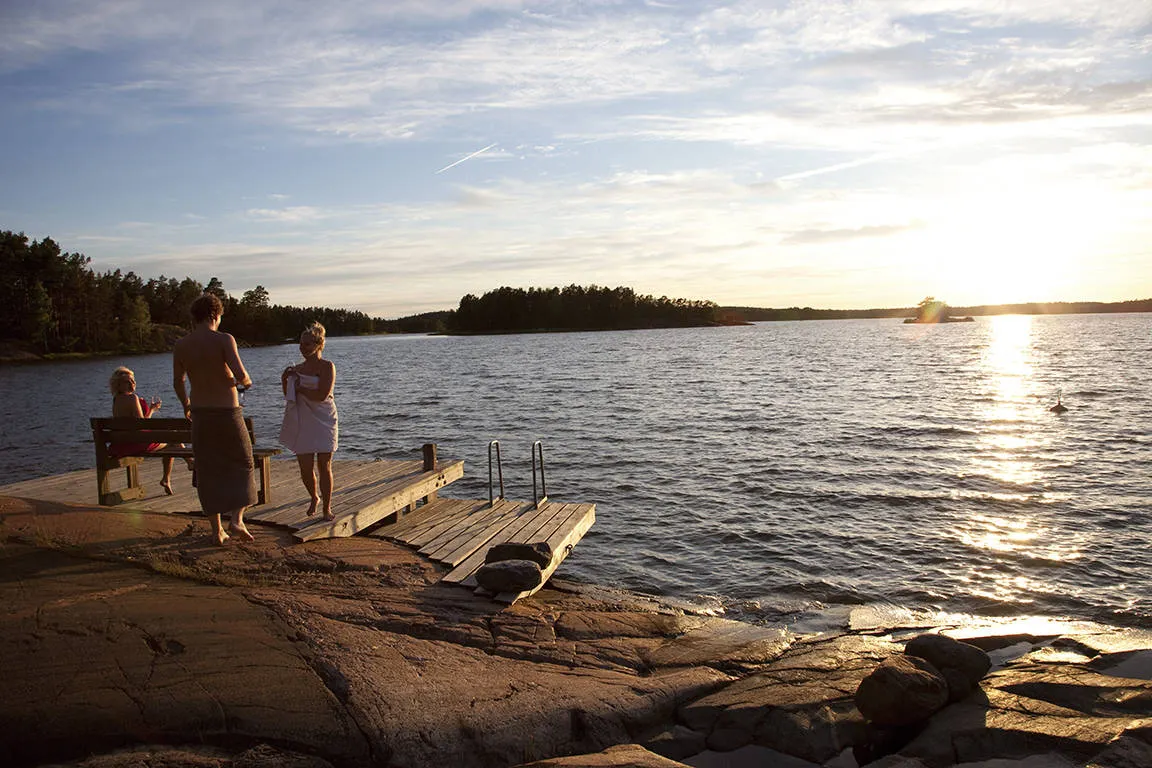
top-left (396, 499), bottom-right (481, 545)
top-left (294, 460), bottom-right (464, 541)
top-left (408, 500), bottom-right (501, 549)
top-left (367, 497), bottom-right (462, 539)
top-left (441, 501), bottom-right (563, 584)
top-left (314, 461), bottom-right (426, 519)
top-left (420, 499), bottom-right (527, 562)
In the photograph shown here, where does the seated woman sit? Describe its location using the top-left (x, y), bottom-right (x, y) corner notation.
top-left (109, 366), bottom-right (190, 495)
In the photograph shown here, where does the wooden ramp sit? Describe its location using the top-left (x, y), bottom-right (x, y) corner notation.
top-left (372, 497), bottom-right (595, 603)
top-left (247, 458), bottom-right (464, 541)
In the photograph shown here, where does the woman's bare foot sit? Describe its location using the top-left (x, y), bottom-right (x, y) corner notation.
top-left (306, 496), bottom-right (318, 516)
top-left (160, 480), bottom-right (174, 496)
top-left (322, 502), bottom-right (334, 521)
top-left (228, 522), bottom-right (256, 542)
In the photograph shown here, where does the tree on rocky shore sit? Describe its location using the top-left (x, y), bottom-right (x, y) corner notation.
top-left (452, 284), bottom-right (722, 333)
top-left (0, 230), bottom-right (384, 357)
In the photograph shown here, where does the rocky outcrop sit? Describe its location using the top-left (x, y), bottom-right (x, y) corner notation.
top-left (0, 497), bottom-right (744, 767)
top-left (3, 495), bottom-right (1152, 768)
top-left (678, 633), bottom-right (895, 761)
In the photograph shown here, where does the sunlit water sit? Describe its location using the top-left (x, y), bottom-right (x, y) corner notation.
top-left (2, 314), bottom-right (1150, 630)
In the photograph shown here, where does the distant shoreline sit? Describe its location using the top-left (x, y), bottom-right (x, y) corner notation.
top-left (725, 298), bottom-right (1152, 322)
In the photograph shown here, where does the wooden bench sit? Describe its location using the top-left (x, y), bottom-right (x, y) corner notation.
top-left (90, 417), bottom-right (281, 507)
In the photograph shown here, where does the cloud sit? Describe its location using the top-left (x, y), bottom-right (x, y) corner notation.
top-left (6, 0), bottom-right (1149, 149)
top-left (244, 206), bottom-right (328, 223)
top-left (782, 222), bottom-right (924, 246)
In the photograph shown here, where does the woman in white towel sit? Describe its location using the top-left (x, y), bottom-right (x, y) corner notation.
top-left (280, 322), bottom-right (339, 519)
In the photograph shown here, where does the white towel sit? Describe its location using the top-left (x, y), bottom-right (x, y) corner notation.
top-left (279, 373), bottom-right (338, 454)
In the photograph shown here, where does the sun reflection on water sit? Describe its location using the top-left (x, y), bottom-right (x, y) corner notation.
top-left (968, 315), bottom-right (1044, 488)
top-left (953, 315), bottom-right (1082, 606)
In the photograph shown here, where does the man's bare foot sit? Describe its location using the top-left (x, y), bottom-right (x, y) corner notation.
top-left (215, 528), bottom-right (230, 546)
top-left (322, 504), bottom-right (334, 521)
top-left (228, 522), bottom-right (255, 542)
top-left (306, 496), bottom-right (318, 516)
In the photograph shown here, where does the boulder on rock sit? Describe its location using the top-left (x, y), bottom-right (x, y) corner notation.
top-left (514, 743), bottom-right (691, 766)
top-left (486, 542), bottom-right (554, 569)
top-left (904, 633), bottom-right (991, 702)
top-left (475, 559), bottom-right (543, 593)
top-left (855, 654), bottom-right (949, 727)
top-left (641, 724), bottom-right (707, 760)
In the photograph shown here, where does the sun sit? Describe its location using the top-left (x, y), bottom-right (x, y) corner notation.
top-left (916, 171), bottom-right (1109, 306)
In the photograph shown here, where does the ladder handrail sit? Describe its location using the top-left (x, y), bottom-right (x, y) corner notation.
top-left (488, 440), bottom-right (504, 507)
top-left (531, 440), bottom-right (548, 508)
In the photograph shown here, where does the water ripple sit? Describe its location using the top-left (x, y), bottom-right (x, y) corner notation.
top-left (2, 314), bottom-right (1150, 629)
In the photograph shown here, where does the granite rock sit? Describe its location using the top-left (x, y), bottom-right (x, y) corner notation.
top-left (855, 653), bottom-right (950, 726)
top-left (904, 633), bottom-right (992, 702)
top-left (476, 558), bottom-right (544, 593)
top-left (487, 542), bottom-right (554, 569)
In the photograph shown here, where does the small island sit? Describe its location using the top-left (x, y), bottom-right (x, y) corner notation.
top-left (904, 296), bottom-right (975, 324)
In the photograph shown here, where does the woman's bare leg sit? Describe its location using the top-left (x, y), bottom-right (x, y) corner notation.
top-left (318, 453), bottom-right (334, 519)
top-left (297, 453), bottom-right (318, 515)
top-left (161, 456), bottom-right (174, 494)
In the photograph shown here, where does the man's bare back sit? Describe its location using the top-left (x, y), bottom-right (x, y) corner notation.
top-left (172, 296), bottom-right (256, 546)
top-left (173, 326), bottom-right (251, 410)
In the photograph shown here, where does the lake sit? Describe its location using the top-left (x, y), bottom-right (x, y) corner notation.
top-left (2, 313), bottom-right (1150, 631)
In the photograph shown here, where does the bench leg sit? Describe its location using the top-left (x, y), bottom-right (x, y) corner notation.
top-left (256, 457), bottom-right (271, 505)
top-left (96, 464), bottom-right (145, 506)
top-left (97, 467), bottom-right (113, 506)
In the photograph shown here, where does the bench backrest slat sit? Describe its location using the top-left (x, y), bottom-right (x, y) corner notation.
top-left (91, 417), bottom-right (257, 444)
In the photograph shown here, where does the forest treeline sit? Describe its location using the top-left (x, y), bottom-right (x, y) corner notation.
top-left (7, 228), bottom-right (1149, 359)
top-left (452, 285), bottom-right (724, 333)
top-left (0, 231), bottom-right (727, 360)
top-left (1, 230), bottom-right (384, 356)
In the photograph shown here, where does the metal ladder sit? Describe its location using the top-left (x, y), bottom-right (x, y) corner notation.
top-left (486, 439), bottom-right (547, 509)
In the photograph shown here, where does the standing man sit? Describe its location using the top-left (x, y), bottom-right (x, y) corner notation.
top-left (173, 293), bottom-right (257, 545)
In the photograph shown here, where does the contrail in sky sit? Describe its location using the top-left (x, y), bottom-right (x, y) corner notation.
top-left (435, 142), bottom-right (498, 174)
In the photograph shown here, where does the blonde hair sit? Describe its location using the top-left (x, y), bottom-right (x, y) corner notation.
top-left (108, 366), bottom-right (135, 394)
top-left (300, 322), bottom-right (326, 351)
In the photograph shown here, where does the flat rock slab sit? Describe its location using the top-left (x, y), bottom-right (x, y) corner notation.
top-left (515, 743), bottom-right (691, 767)
top-left (0, 544), bottom-right (367, 767)
top-left (641, 618), bottom-right (794, 675)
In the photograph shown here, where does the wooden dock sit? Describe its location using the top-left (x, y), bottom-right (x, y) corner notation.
top-left (371, 497), bottom-right (595, 603)
top-left (0, 450), bottom-right (594, 603)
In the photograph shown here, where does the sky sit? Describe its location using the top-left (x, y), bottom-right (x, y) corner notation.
top-left (1, 1), bottom-right (1150, 318)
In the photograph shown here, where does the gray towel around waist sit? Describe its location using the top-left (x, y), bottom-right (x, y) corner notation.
top-left (191, 406), bottom-right (256, 515)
